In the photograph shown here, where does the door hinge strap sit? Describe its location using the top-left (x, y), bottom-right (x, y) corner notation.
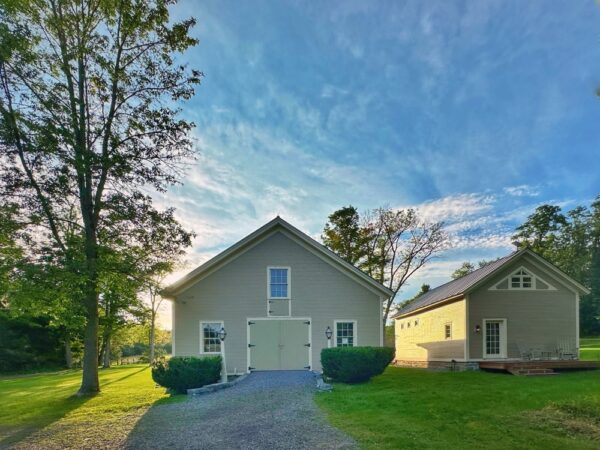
top-left (248, 366), bottom-right (255, 371)
top-left (248, 321), bottom-right (255, 325)
top-left (248, 344), bottom-right (255, 348)
top-left (304, 321), bottom-right (311, 325)
top-left (304, 365), bottom-right (311, 370)
top-left (304, 343), bottom-right (311, 347)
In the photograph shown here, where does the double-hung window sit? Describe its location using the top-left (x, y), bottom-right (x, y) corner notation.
top-left (335, 321), bottom-right (356, 347)
top-left (268, 267), bottom-right (290, 299)
top-left (200, 321), bottom-right (223, 354)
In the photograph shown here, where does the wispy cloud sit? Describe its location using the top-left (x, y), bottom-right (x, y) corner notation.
top-left (154, 0), bottom-right (600, 326)
top-left (503, 184), bottom-right (541, 197)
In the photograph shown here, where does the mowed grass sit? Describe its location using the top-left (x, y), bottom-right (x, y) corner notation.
top-left (0, 365), bottom-right (182, 448)
top-left (315, 367), bottom-right (600, 450)
top-left (580, 338), bottom-right (600, 361)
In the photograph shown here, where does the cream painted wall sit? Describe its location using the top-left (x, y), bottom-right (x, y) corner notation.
top-left (394, 299), bottom-right (466, 361)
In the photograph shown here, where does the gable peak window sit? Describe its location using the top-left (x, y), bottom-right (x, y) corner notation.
top-left (268, 267), bottom-right (290, 299)
top-left (511, 268), bottom-right (533, 289)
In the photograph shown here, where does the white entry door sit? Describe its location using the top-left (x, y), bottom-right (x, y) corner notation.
top-left (483, 319), bottom-right (507, 359)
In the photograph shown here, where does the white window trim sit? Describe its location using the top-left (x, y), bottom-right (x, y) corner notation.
top-left (489, 266), bottom-right (557, 291)
top-left (482, 318), bottom-right (507, 359)
top-left (267, 266), bottom-right (291, 300)
top-left (444, 322), bottom-right (452, 340)
top-left (199, 320), bottom-right (224, 355)
top-left (334, 320), bottom-right (358, 347)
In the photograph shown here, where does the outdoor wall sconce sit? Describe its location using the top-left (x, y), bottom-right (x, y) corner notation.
top-left (475, 325), bottom-right (481, 333)
top-left (325, 326), bottom-right (333, 340)
top-left (219, 327), bottom-right (227, 342)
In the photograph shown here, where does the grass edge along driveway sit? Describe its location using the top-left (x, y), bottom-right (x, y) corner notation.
top-left (315, 366), bottom-right (600, 450)
top-left (0, 364), bottom-right (183, 448)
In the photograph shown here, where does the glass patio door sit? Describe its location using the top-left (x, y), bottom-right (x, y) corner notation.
top-left (483, 319), bottom-right (507, 359)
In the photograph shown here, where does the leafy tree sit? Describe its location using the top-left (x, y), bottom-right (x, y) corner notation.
top-left (322, 206), bottom-right (368, 265)
top-left (451, 259), bottom-right (495, 279)
top-left (451, 262), bottom-right (476, 279)
top-left (513, 205), bottom-right (567, 262)
top-left (323, 207), bottom-right (447, 324)
top-left (396, 284), bottom-right (430, 311)
top-left (0, 0), bottom-right (200, 394)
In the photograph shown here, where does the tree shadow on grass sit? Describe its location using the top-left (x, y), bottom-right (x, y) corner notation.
top-left (0, 387), bottom-right (93, 447)
top-left (100, 366), bottom-right (147, 387)
top-left (0, 366), bottom-right (148, 448)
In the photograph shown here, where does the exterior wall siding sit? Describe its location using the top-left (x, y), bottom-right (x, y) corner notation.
top-left (173, 230), bottom-right (382, 372)
top-left (394, 299), bottom-right (466, 361)
top-left (468, 255), bottom-right (577, 360)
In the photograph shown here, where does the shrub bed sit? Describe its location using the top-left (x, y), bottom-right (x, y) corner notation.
top-left (321, 346), bottom-right (394, 383)
top-left (151, 356), bottom-right (222, 394)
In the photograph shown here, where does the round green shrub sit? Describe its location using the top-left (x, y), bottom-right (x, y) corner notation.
top-left (151, 356), bottom-right (222, 394)
top-left (321, 346), bottom-right (394, 383)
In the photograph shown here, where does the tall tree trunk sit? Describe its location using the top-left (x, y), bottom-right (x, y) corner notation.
top-left (79, 292), bottom-right (100, 395)
top-left (78, 227), bottom-right (100, 395)
top-left (64, 338), bottom-right (73, 369)
top-left (102, 338), bottom-right (111, 368)
top-left (149, 310), bottom-right (156, 365)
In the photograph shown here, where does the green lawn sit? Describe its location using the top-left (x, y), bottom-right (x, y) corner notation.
top-left (0, 365), bottom-right (182, 448)
top-left (580, 338), bottom-right (600, 361)
top-left (316, 367), bottom-right (600, 449)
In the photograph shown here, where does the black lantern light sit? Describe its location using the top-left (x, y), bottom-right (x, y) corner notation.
top-left (475, 324), bottom-right (481, 333)
top-left (325, 326), bottom-right (333, 340)
top-left (219, 326), bottom-right (227, 342)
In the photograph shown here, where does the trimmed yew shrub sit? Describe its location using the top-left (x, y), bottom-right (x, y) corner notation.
top-left (321, 347), bottom-right (394, 383)
top-left (151, 356), bottom-right (222, 394)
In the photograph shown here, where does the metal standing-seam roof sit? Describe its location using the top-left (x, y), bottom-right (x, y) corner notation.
top-left (392, 251), bottom-right (522, 318)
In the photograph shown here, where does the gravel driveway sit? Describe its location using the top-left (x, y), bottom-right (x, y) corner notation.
top-left (125, 371), bottom-right (355, 450)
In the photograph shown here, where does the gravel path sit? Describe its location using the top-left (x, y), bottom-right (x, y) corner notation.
top-left (125, 371), bottom-right (356, 450)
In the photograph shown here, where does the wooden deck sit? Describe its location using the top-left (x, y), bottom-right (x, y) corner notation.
top-left (479, 360), bottom-right (600, 376)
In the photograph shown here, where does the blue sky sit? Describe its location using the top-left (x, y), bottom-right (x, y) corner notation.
top-left (156, 1), bottom-right (600, 324)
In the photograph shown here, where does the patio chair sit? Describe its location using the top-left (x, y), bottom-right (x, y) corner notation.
top-left (556, 337), bottom-right (578, 360)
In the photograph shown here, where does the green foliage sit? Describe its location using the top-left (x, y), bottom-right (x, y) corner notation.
top-left (451, 260), bottom-right (496, 279)
top-left (451, 262), bottom-right (476, 279)
top-left (323, 206), bottom-right (448, 323)
top-left (322, 206), bottom-right (369, 265)
top-left (321, 347), bottom-right (394, 383)
top-left (0, 0), bottom-right (199, 392)
top-left (513, 197), bottom-right (600, 335)
top-left (0, 310), bottom-right (65, 372)
top-left (151, 356), bottom-right (222, 394)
